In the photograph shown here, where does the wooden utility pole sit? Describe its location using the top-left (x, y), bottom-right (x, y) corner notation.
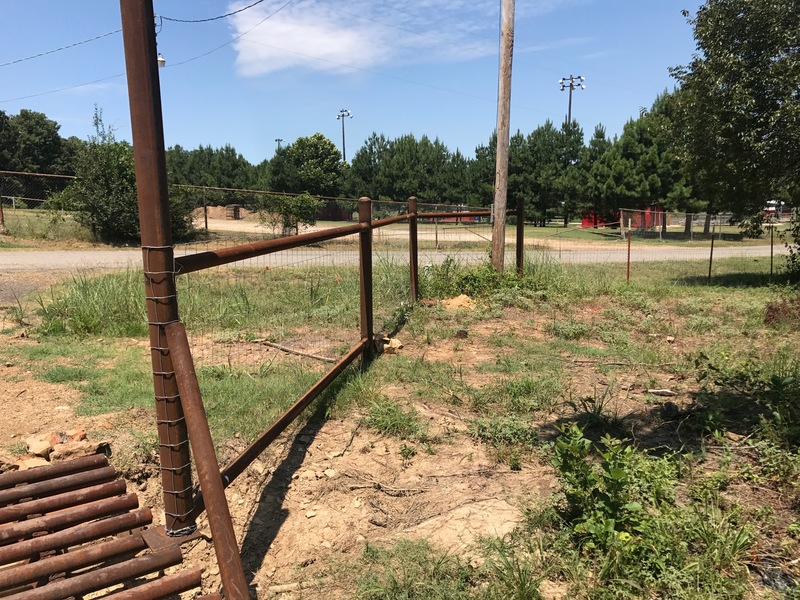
top-left (491, 0), bottom-right (515, 272)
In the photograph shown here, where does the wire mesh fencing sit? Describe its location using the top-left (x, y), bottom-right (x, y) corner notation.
top-left (0, 170), bottom-right (74, 209)
top-left (172, 195), bottom-right (506, 367)
top-left (174, 237), bottom-right (362, 375)
top-left (523, 217), bottom-right (788, 285)
top-left (0, 170), bottom-right (78, 239)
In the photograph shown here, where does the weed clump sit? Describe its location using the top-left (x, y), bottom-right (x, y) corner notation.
top-left (764, 293), bottom-right (800, 330)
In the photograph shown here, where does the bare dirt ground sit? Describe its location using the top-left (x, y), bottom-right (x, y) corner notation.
top-left (0, 269), bottom-right (563, 598)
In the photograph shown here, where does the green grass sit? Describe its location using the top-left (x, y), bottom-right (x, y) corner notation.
top-left (16, 246), bottom-right (800, 598)
top-left (198, 362), bottom-right (323, 443)
top-left (2, 208), bottom-right (92, 241)
top-left (367, 397), bottom-right (425, 440)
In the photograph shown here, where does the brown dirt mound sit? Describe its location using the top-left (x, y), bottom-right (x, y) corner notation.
top-left (191, 205), bottom-right (256, 220)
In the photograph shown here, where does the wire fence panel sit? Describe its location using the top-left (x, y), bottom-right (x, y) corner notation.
top-left (0, 170), bottom-right (74, 209)
top-left (525, 221), bottom-right (786, 285)
top-left (175, 238), bottom-right (361, 374)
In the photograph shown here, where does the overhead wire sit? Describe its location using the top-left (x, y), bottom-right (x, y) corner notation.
top-left (0, 0), bottom-right (296, 103)
top-left (0, 29), bottom-right (121, 68)
top-left (164, 0), bottom-right (296, 68)
top-left (0, 74), bottom-right (125, 104)
top-left (160, 0), bottom-right (269, 23)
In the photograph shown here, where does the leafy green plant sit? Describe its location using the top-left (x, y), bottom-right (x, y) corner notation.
top-left (55, 108), bottom-right (193, 243)
top-left (547, 319), bottom-right (591, 340)
top-left (257, 192), bottom-right (322, 236)
top-left (469, 416), bottom-right (538, 448)
top-left (548, 425), bottom-right (753, 596)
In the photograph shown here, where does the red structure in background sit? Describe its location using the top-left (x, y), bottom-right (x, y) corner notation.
top-left (582, 205), bottom-right (665, 229)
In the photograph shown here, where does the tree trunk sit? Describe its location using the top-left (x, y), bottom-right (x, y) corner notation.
top-left (684, 213), bottom-right (692, 235)
top-left (704, 213), bottom-right (711, 234)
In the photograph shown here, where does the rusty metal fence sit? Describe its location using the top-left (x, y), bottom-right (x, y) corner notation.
top-left (163, 195), bottom-right (514, 597)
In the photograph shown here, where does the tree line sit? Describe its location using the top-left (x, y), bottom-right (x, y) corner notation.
top-left (1, 0), bottom-right (796, 248)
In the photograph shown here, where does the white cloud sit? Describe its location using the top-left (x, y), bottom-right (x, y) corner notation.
top-left (228, 0), bottom-right (592, 76)
top-left (228, 0), bottom-right (496, 76)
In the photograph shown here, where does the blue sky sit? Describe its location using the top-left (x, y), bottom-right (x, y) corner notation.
top-left (0, 1), bottom-right (703, 166)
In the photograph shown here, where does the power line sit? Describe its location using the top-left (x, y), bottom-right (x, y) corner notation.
top-left (0, 74), bottom-right (124, 104)
top-left (160, 0), bottom-right (269, 23)
top-left (0, 29), bottom-right (121, 69)
top-left (165, 0), bottom-right (297, 68)
top-left (1, 0), bottom-right (297, 102)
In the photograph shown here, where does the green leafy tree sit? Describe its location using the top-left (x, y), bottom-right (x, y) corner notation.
top-left (469, 133), bottom-right (497, 207)
top-left (345, 132), bottom-right (390, 199)
top-left (582, 125), bottom-right (613, 226)
top-left (257, 192), bottom-right (322, 235)
top-left (671, 0), bottom-right (800, 217)
top-left (0, 110), bottom-right (17, 172)
top-left (557, 120), bottom-right (585, 226)
top-left (527, 121), bottom-right (562, 226)
top-left (8, 109), bottom-right (64, 174)
top-left (271, 133), bottom-right (341, 197)
top-left (60, 109), bottom-right (193, 243)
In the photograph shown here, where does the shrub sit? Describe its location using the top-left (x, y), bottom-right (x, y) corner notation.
top-left (56, 108), bottom-right (194, 244)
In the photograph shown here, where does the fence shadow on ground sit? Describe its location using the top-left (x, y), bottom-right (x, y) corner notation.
top-left (238, 363), bottom-right (372, 591)
top-left (539, 385), bottom-right (777, 457)
top-left (676, 271), bottom-right (789, 288)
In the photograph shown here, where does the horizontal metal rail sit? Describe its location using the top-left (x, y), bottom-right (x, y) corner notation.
top-left (0, 493), bottom-right (139, 545)
top-left (0, 466), bottom-right (117, 507)
top-left (0, 507), bottom-right (152, 565)
top-left (174, 207), bottom-right (499, 275)
top-left (3, 546), bottom-right (183, 600)
top-left (371, 213), bottom-right (411, 228)
top-left (0, 533), bottom-right (146, 591)
top-left (418, 210), bottom-right (491, 220)
top-left (175, 221), bottom-right (367, 274)
top-left (103, 568), bottom-right (205, 600)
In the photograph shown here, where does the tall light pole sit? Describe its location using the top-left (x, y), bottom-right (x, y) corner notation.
top-left (336, 108), bottom-right (352, 161)
top-left (275, 138), bottom-right (284, 150)
top-left (559, 75), bottom-right (585, 124)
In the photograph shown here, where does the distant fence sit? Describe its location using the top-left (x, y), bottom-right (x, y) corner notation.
top-left (530, 219), bottom-right (788, 285)
top-left (0, 170), bottom-right (74, 209)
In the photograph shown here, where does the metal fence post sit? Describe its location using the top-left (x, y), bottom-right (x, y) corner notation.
top-left (516, 196), bottom-right (524, 276)
top-left (359, 197), bottom-right (374, 358)
top-left (119, 0), bottom-right (195, 534)
top-left (708, 222), bottom-right (715, 284)
top-left (626, 223), bottom-right (632, 283)
top-left (408, 196), bottom-right (419, 302)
